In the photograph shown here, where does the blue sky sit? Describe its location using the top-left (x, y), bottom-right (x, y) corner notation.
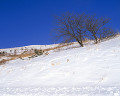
top-left (0, 0), bottom-right (120, 48)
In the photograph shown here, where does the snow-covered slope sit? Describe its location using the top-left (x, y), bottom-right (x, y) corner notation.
top-left (0, 36), bottom-right (120, 96)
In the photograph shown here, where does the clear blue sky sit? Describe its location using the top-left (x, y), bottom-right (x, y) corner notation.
top-left (0, 0), bottom-right (120, 48)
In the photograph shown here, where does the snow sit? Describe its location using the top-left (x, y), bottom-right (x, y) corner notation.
top-left (0, 44), bottom-right (60, 55)
top-left (0, 36), bottom-right (120, 95)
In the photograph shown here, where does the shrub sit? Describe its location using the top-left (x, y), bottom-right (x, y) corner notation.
top-left (34, 49), bottom-right (44, 56)
top-left (0, 51), bottom-right (6, 56)
top-left (28, 49), bottom-right (44, 59)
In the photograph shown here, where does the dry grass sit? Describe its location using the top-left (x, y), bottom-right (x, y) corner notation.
top-left (0, 54), bottom-right (34, 65)
top-left (44, 42), bottom-right (74, 51)
top-left (0, 57), bottom-right (16, 65)
top-left (0, 42), bottom-right (75, 65)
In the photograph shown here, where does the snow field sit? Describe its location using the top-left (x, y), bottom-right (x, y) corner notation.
top-left (0, 36), bottom-right (120, 95)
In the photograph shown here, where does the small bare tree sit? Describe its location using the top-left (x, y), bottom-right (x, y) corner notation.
top-left (85, 15), bottom-right (110, 44)
top-left (100, 28), bottom-right (116, 40)
top-left (55, 13), bottom-right (87, 47)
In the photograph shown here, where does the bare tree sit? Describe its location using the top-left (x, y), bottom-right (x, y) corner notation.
top-left (55, 13), bottom-right (87, 47)
top-left (100, 27), bottom-right (117, 40)
top-left (85, 15), bottom-right (110, 44)
top-left (54, 13), bottom-right (117, 46)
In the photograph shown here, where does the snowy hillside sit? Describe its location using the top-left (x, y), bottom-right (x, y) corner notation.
top-left (0, 36), bottom-right (120, 96)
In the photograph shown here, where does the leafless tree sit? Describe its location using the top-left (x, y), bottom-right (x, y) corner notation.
top-left (54, 13), bottom-right (117, 46)
top-left (85, 15), bottom-right (110, 44)
top-left (55, 13), bottom-right (87, 47)
top-left (100, 28), bottom-right (117, 40)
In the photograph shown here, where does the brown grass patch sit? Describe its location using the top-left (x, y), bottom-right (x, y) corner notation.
top-left (0, 42), bottom-right (75, 65)
top-left (0, 57), bottom-right (15, 65)
top-left (44, 42), bottom-right (74, 51)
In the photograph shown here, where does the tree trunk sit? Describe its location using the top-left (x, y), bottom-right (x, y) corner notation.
top-left (77, 39), bottom-right (83, 47)
top-left (92, 33), bottom-right (98, 44)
